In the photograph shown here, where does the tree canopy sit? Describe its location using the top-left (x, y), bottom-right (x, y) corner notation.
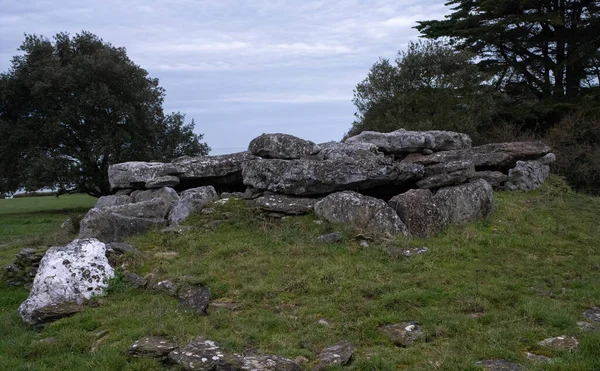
top-left (0, 31), bottom-right (209, 197)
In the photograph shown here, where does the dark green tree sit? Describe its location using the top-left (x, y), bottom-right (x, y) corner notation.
top-left (0, 31), bottom-right (209, 197)
top-left (349, 40), bottom-right (501, 142)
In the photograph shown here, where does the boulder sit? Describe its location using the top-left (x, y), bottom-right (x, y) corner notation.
top-left (98, 198), bottom-right (171, 219)
top-left (129, 336), bottom-right (178, 359)
top-left (178, 286), bottom-right (211, 315)
top-left (345, 129), bottom-right (472, 154)
top-left (169, 186), bottom-right (219, 225)
top-left (242, 157), bottom-right (424, 196)
top-left (249, 133), bottom-right (320, 159)
top-left (470, 171), bottom-right (508, 188)
top-left (314, 191), bottom-right (409, 237)
top-left (18, 239), bottom-right (114, 325)
top-left (132, 187), bottom-right (180, 209)
top-left (504, 160), bottom-right (550, 191)
top-left (172, 152), bottom-right (257, 189)
top-left (388, 189), bottom-right (445, 237)
top-left (538, 152), bottom-right (556, 165)
top-left (416, 167), bottom-right (475, 189)
top-left (79, 209), bottom-right (167, 242)
top-left (315, 141), bottom-right (383, 161)
top-left (145, 175), bottom-right (180, 189)
top-left (471, 142), bottom-right (551, 170)
top-left (252, 195), bottom-right (319, 215)
top-left (108, 162), bottom-right (180, 191)
top-left (434, 179), bottom-right (495, 224)
top-left (314, 340), bottom-right (354, 370)
top-left (95, 195), bottom-right (132, 208)
top-left (402, 149), bottom-right (473, 166)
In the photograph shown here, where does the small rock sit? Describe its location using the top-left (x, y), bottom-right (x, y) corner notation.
top-left (378, 321), bottom-right (424, 347)
top-left (294, 356), bottom-right (310, 365)
top-left (154, 280), bottom-right (178, 296)
top-left (314, 340), bottom-right (354, 370)
top-left (525, 352), bottom-right (551, 362)
top-left (201, 208), bottom-right (216, 215)
top-left (204, 220), bottom-right (224, 230)
top-left (178, 286), bottom-right (211, 315)
top-left (316, 232), bottom-right (343, 243)
top-left (129, 336), bottom-right (178, 359)
top-left (583, 307), bottom-right (600, 323)
top-left (123, 271), bottom-right (147, 288)
top-left (576, 321), bottom-right (596, 332)
top-left (538, 335), bottom-right (579, 351)
top-left (359, 240), bottom-right (369, 248)
top-left (475, 359), bottom-right (522, 370)
top-left (161, 225), bottom-right (193, 234)
top-left (386, 246), bottom-right (429, 258)
top-left (317, 319), bottom-right (330, 327)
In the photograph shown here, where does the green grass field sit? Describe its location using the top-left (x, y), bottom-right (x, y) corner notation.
top-left (1, 179), bottom-right (599, 370)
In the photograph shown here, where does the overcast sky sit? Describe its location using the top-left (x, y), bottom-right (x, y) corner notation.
top-left (0, 0), bottom-right (447, 155)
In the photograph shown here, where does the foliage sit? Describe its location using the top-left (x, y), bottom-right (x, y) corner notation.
top-left (2, 181), bottom-right (600, 369)
top-left (348, 40), bottom-right (502, 143)
top-left (0, 31), bottom-right (209, 197)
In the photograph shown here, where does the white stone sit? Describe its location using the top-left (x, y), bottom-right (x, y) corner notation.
top-left (18, 238), bottom-right (114, 325)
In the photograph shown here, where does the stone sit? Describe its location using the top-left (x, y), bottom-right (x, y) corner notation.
top-left (583, 307), bottom-right (600, 323)
top-left (471, 142), bottom-right (551, 170)
top-left (168, 186), bottom-right (219, 225)
top-left (178, 286), bottom-right (211, 315)
top-left (434, 179), bottom-right (495, 225)
top-left (317, 319), bottom-right (331, 326)
top-left (108, 162), bottom-right (180, 191)
top-left (102, 198), bottom-right (171, 219)
top-left (525, 352), bottom-right (552, 362)
top-left (423, 159), bottom-right (474, 176)
top-left (154, 280), bottom-right (179, 296)
top-left (416, 167), bottom-right (475, 189)
top-left (123, 271), bottom-right (147, 288)
top-left (253, 195), bottom-right (319, 215)
top-left (172, 152), bottom-right (257, 189)
top-left (538, 335), bottom-right (579, 351)
top-left (129, 336), bottom-right (178, 359)
top-left (105, 242), bottom-right (138, 255)
top-left (378, 321), bottom-right (425, 347)
top-left (209, 300), bottom-right (240, 312)
top-left (475, 360), bottom-right (523, 370)
top-left (18, 239), bottom-right (114, 325)
top-left (470, 171), bottom-right (508, 188)
top-left (315, 191), bottom-right (409, 237)
top-left (95, 195), bottom-right (132, 209)
top-left (242, 157), bottom-right (424, 196)
top-left (249, 133), bottom-right (321, 159)
top-left (4, 247), bottom-right (47, 287)
top-left (388, 189), bottom-right (445, 237)
top-left (167, 338), bottom-right (235, 370)
top-left (114, 189), bottom-right (133, 196)
top-left (145, 175), bottom-right (180, 189)
top-left (79, 209), bottom-right (167, 243)
top-left (314, 340), bottom-right (354, 370)
top-left (505, 161), bottom-right (550, 191)
top-left (315, 141), bottom-right (383, 161)
top-left (203, 220), bottom-right (224, 230)
top-left (537, 152), bottom-right (556, 165)
top-left (161, 225), bottom-right (193, 234)
top-left (576, 321), bottom-right (596, 332)
top-left (132, 187), bottom-right (180, 209)
top-left (386, 246), bottom-right (429, 258)
top-left (345, 129), bottom-right (472, 153)
top-left (236, 355), bottom-right (302, 371)
top-left (403, 149), bottom-right (473, 166)
top-left (316, 232), bottom-right (343, 243)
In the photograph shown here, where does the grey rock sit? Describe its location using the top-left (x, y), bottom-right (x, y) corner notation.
top-left (386, 246), bottom-right (429, 258)
top-left (472, 142), bottom-right (551, 169)
top-left (108, 162), bottom-right (180, 191)
top-left (538, 335), bottom-right (579, 351)
top-left (537, 152), bottom-right (556, 165)
top-left (583, 307), bottom-right (600, 323)
top-left (475, 360), bottom-right (523, 370)
top-left (123, 271), bottom-right (147, 288)
top-left (95, 195), bottom-right (132, 209)
top-left (470, 171), bottom-right (508, 188)
top-left (315, 191), bottom-right (409, 237)
top-left (236, 355), bottom-right (302, 371)
top-left (314, 340), bottom-right (354, 370)
top-left (505, 160), bottom-right (550, 191)
top-left (114, 189), bottom-right (133, 196)
top-left (317, 319), bottom-right (331, 326)
top-left (316, 232), bottom-right (343, 243)
top-left (129, 336), bottom-right (178, 359)
top-left (133, 187), bottom-right (180, 209)
top-left (4, 247), bottom-right (47, 287)
top-left (378, 321), bottom-right (424, 347)
top-left (389, 189), bottom-right (445, 237)
top-left (179, 286), bottom-right (210, 315)
top-left (79, 208), bottom-right (168, 243)
top-left (167, 338), bottom-right (236, 370)
top-left (434, 179), bottom-right (495, 225)
top-left (145, 175), bottom-right (180, 189)
top-left (249, 133), bottom-right (321, 159)
top-left (105, 242), bottom-right (138, 255)
top-left (253, 195), bottom-right (319, 215)
top-left (423, 159), bottom-right (474, 176)
top-left (203, 220), bottom-right (224, 230)
top-left (154, 280), bottom-right (179, 296)
top-left (525, 352), bottom-right (552, 362)
top-left (345, 129), bottom-right (472, 154)
top-left (242, 157), bottom-right (424, 196)
top-left (161, 225), bottom-right (193, 234)
top-left (315, 141), bottom-right (383, 160)
top-left (172, 152), bottom-right (257, 187)
top-left (169, 186), bottom-right (218, 225)
top-left (402, 149), bottom-right (473, 166)
top-left (576, 321), bottom-right (596, 332)
top-left (95, 198), bottom-right (171, 219)
top-left (417, 167), bottom-right (475, 189)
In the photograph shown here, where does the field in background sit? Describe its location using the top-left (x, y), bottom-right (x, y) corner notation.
top-left (1, 178), bottom-right (599, 370)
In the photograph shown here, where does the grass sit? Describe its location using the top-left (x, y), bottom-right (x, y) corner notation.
top-left (1, 177), bottom-right (599, 370)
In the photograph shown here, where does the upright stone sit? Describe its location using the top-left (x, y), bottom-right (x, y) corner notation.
top-left (169, 186), bottom-right (218, 225)
top-left (504, 160), bottom-right (550, 191)
top-left (434, 179), bottom-right (495, 224)
top-left (389, 189), bottom-right (446, 237)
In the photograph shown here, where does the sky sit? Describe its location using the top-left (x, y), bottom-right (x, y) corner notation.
top-left (0, 0), bottom-right (448, 155)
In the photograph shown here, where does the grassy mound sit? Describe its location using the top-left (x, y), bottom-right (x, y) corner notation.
top-left (1, 179), bottom-right (599, 370)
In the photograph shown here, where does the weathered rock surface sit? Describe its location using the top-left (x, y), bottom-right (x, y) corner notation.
top-left (378, 321), bottom-right (424, 347)
top-left (315, 141), bottom-right (383, 161)
top-left (475, 359), bottom-right (522, 370)
top-left (129, 336), bottom-right (178, 359)
top-left (236, 355), bottom-right (302, 371)
top-left (4, 247), bottom-right (47, 288)
top-left (537, 152), bottom-right (556, 165)
top-left (172, 152), bottom-right (257, 189)
top-left (242, 157), bottom-right (424, 196)
top-left (417, 167), bottom-right (475, 189)
top-left (388, 189), bottom-right (445, 237)
top-left (314, 340), bottom-right (354, 370)
top-left (583, 307), bottom-right (600, 323)
top-left (18, 239), bottom-right (114, 325)
top-left (345, 129), bottom-right (472, 153)
top-left (108, 162), bottom-right (180, 191)
top-left (249, 133), bottom-right (320, 159)
top-left (315, 191), bottom-right (409, 236)
top-left (504, 160), bottom-right (550, 191)
top-left (79, 208), bottom-right (168, 243)
top-left (472, 142), bottom-right (551, 169)
top-left (470, 171), bottom-right (508, 188)
top-left (95, 195), bottom-right (132, 208)
top-left (169, 186), bottom-right (218, 225)
top-left (132, 187), bottom-right (180, 209)
top-left (434, 179), bottom-right (495, 224)
top-left (316, 232), bottom-right (343, 243)
top-left (178, 286), bottom-right (211, 315)
top-left (402, 149), bottom-right (473, 166)
top-left (253, 195), bottom-right (319, 215)
top-left (538, 335), bottom-right (579, 351)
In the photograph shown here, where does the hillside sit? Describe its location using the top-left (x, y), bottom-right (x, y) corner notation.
top-left (1, 176), bottom-right (599, 370)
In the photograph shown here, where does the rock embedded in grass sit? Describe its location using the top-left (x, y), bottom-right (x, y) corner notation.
top-left (378, 321), bottom-right (425, 347)
top-left (178, 286), bottom-right (211, 315)
top-left (583, 307), bottom-right (600, 323)
top-left (538, 335), bottom-right (579, 351)
top-left (316, 232), bottom-right (343, 243)
top-left (129, 336), bottom-right (178, 360)
top-left (475, 359), bottom-right (523, 370)
top-left (314, 340), bottom-right (354, 370)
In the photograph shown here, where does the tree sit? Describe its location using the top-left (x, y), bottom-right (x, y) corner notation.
top-left (416, 0), bottom-right (600, 102)
top-left (349, 40), bottom-right (501, 142)
top-left (0, 31), bottom-right (209, 197)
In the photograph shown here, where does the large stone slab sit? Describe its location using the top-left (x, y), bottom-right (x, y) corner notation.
top-left (108, 162), bottom-right (180, 191)
top-left (470, 171), bottom-right (508, 188)
top-left (252, 195), bottom-right (319, 215)
top-left (18, 239), bottom-right (114, 325)
top-left (472, 142), bottom-right (551, 169)
top-left (172, 152), bottom-right (257, 188)
top-left (345, 129), bottom-right (472, 154)
top-left (242, 157), bottom-right (424, 196)
top-left (389, 189), bottom-right (446, 237)
top-left (315, 141), bottom-right (383, 161)
top-left (314, 191), bottom-right (409, 236)
top-left (168, 186), bottom-right (218, 225)
top-left (79, 209), bottom-right (167, 242)
top-left (434, 179), bottom-right (495, 224)
top-left (249, 133), bottom-right (320, 159)
top-left (504, 160), bottom-right (550, 191)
